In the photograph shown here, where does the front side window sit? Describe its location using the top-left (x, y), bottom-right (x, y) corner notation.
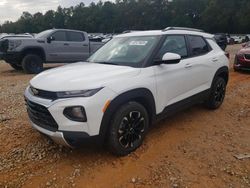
top-left (188, 35), bottom-right (210, 56)
top-left (88, 36), bottom-right (160, 67)
top-left (51, 31), bottom-right (67, 41)
top-left (68, 32), bottom-right (85, 42)
top-left (157, 35), bottom-right (188, 58)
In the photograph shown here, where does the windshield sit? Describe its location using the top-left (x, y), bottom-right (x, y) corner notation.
top-left (88, 36), bottom-right (160, 67)
top-left (35, 30), bottom-right (53, 39)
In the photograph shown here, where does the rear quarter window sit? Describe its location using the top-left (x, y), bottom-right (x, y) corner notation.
top-left (188, 35), bottom-right (211, 56)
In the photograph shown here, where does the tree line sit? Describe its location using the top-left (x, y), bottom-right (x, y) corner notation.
top-left (0, 0), bottom-right (250, 34)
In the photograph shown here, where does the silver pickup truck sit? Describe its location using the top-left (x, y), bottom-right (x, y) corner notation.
top-left (0, 29), bottom-right (104, 74)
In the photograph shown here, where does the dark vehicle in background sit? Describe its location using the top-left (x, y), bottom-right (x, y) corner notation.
top-left (243, 35), bottom-right (250, 43)
top-left (214, 33), bottom-right (228, 50)
top-left (234, 42), bottom-right (250, 71)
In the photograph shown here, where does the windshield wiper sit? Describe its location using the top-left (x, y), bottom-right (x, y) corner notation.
top-left (95, 62), bottom-right (118, 65)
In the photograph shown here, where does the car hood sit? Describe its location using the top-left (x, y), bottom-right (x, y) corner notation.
top-left (6, 37), bottom-right (33, 40)
top-left (30, 62), bottom-right (141, 91)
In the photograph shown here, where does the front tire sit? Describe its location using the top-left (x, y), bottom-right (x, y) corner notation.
top-left (205, 77), bottom-right (226, 109)
top-left (108, 102), bottom-right (149, 156)
top-left (22, 54), bottom-right (43, 74)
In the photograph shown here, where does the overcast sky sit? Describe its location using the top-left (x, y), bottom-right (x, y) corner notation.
top-left (0, 0), bottom-right (113, 23)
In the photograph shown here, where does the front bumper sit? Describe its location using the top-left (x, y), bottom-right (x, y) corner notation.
top-left (31, 121), bottom-right (93, 147)
top-left (234, 57), bottom-right (250, 70)
top-left (31, 121), bottom-right (72, 147)
top-left (0, 51), bottom-right (22, 63)
top-left (24, 86), bottom-right (116, 147)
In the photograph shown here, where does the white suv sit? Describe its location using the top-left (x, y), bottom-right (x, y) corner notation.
top-left (24, 27), bottom-right (229, 156)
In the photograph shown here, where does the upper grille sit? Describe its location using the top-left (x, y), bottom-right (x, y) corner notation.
top-left (25, 99), bottom-right (58, 131)
top-left (245, 54), bottom-right (250, 60)
top-left (29, 86), bottom-right (58, 100)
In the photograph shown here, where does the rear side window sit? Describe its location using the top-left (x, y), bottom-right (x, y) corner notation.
top-left (51, 31), bottom-right (67, 41)
top-left (67, 32), bottom-right (85, 42)
top-left (188, 35), bottom-right (210, 56)
top-left (157, 35), bottom-right (188, 58)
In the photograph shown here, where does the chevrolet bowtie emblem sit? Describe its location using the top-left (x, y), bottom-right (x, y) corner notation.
top-left (31, 87), bottom-right (39, 95)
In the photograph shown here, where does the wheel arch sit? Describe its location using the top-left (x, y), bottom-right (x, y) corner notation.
top-left (99, 88), bottom-right (156, 140)
top-left (212, 66), bottom-right (229, 86)
top-left (21, 47), bottom-right (46, 62)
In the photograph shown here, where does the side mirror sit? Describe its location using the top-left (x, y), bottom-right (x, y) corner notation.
top-left (47, 36), bottom-right (55, 43)
top-left (160, 52), bottom-right (181, 64)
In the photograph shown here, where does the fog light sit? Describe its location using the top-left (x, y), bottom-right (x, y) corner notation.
top-left (63, 106), bottom-right (87, 122)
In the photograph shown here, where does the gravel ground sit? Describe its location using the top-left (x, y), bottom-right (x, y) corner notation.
top-left (0, 44), bottom-right (249, 188)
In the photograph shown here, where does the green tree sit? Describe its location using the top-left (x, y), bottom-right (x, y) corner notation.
top-left (0, 0), bottom-right (250, 34)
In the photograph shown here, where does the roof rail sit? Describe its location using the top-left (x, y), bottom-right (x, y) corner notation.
top-left (163, 27), bottom-right (204, 32)
top-left (122, 30), bottom-right (142, 34)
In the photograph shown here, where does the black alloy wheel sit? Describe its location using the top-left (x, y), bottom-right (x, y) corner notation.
top-left (205, 77), bottom-right (226, 109)
top-left (118, 111), bottom-right (146, 149)
top-left (214, 80), bottom-right (226, 106)
top-left (108, 102), bottom-right (149, 156)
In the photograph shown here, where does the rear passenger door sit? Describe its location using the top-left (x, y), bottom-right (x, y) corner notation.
top-left (185, 35), bottom-right (214, 94)
top-left (154, 34), bottom-right (214, 112)
top-left (46, 31), bottom-right (71, 62)
top-left (66, 31), bottom-right (90, 61)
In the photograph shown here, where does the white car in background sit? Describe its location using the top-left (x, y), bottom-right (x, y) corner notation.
top-left (24, 27), bottom-right (229, 156)
top-left (230, 36), bottom-right (244, 44)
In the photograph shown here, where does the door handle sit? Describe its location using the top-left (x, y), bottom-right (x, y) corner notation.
top-left (83, 44), bottom-right (88, 47)
top-left (64, 43), bottom-right (69, 46)
top-left (185, 63), bottom-right (193, 68)
top-left (212, 58), bottom-right (218, 62)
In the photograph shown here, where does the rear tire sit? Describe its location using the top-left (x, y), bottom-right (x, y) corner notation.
top-left (22, 54), bottom-right (43, 74)
top-left (108, 102), bottom-right (149, 156)
top-left (205, 77), bottom-right (226, 109)
top-left (9, 63), bottom-right (23, 70)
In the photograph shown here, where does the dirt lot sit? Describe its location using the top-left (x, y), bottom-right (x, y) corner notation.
top-left (0, 44), bottom-right (249, 188)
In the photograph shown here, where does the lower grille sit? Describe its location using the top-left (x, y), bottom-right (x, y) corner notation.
top-left (25, 99), bottom-right (58, 131)
top-left (245, 54), bottom-right (250, 60)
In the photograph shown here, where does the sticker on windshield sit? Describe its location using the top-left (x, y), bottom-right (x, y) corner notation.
top-left (129, 41), bottom-right (148, 46)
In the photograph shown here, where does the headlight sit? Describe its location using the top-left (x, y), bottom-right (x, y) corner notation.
top-left (8, 40), bottom-right (22, 51)
top-left (56, 88), bottom-right (103, 98)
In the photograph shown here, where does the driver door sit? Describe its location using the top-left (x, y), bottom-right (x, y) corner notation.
top-left (46, 31), bottom-right (71, 62)
top-left (154, 35), bottom-right (196, 112)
